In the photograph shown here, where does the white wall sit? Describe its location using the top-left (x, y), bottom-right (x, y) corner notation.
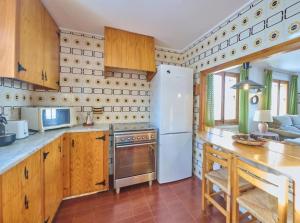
top-left (248, 66), bottom-right (264, 132)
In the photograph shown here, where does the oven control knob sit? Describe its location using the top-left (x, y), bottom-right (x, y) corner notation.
top-left (121, 138), bottom-right (125, 141)
top-left (137, 136), bottom-right (141, 140)
top-left (151, 135), bottom-right (154, 138)
top-left (132, 137), bottom-right (135, 140)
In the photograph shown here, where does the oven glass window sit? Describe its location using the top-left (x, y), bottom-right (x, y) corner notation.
top-left (115, 144), bottom-right (155, 179)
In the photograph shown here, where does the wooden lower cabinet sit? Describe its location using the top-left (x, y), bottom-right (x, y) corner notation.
top-left (42, 137), bottom-right (63, 223)
top-left (68, 131), bottom-right (109, 196)
top-left (0, 131), bottom-right (109, 222)
top-left (1, 151), bottom-right (43, 223)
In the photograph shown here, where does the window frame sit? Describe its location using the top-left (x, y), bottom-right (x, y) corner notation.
top-left (272, 79), bottom-right (289, 116)
top-left (214, 72), bottom-right (240, 125)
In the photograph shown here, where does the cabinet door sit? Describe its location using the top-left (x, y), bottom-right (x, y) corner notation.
top-left (126, 31), bottom-right (139, 70)
top-left (1, 164), bottom-right (23, 223)
top-left (104, 27), bottom-right (127, 69)
top-left (70, 131), bottom-right (109, 196)
top-left (22, 174), bottom-right (43, 223)
top-left (0, 0), bottom-right (18, 78)
top-left (143, 36), bottom-right (156, 72)
top-left (23, 152), bottom-right (43, 223)
top-left (62, 133), bottom-right (71, 197)
top-left (18, 0), bottom-right (44, 86)
top-left (43, 137), bottom-right (63, 223)
top-left (1, 151), bottom-right (42, 223)
top-left (43, 7), bottom-right (60, 90)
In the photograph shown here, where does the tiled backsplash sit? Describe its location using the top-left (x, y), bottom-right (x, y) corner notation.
top-left (0, 78), bottom-right (35, 120)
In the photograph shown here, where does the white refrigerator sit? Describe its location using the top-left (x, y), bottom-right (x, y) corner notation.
top-left (150, 64), bottom-right (193, 184)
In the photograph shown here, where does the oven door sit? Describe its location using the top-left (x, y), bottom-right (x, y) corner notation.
top-left (115, 142), bottom-right (156, 179)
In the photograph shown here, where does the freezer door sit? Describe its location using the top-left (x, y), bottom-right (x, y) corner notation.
top-left (159, 66), bottom-right (193, 134)
top-left (157, 133), bottom-right (192, 184)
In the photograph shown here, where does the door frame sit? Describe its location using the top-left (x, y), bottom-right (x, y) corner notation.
top-left (198, 36), bottom-right (300, 131)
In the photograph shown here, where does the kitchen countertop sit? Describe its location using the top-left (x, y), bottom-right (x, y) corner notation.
top-left (0, 124), bottom-right (110, 175)
top-left (198, 128), bottom-right (300, 222)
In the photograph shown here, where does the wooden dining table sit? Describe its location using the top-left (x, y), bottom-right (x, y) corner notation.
top-left (198, 128), bottom-right (300, 222)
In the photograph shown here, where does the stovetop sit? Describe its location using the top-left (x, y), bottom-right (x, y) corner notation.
top-left (112, 123), bottom-right (157, 145)
top-left (112, 122), bottom-right (156, 133)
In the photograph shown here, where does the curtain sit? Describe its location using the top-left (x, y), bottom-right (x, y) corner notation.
top-left (239, 67), bottom-right (249, 133)
top-left (205, 74), bottom-right (215, 127)
top-left (288, 75), bottom-right (298, 115)
top-left (262, 69), bottom-right (272, 110)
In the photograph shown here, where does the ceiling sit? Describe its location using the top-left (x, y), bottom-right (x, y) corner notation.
top-left (42, 0), bottom-right (250, 51)
top-left (253, 49), bottom-right (300, 73)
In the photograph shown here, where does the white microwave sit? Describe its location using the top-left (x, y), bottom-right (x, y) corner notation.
top-left (21, 107), bottom-right (77, 132)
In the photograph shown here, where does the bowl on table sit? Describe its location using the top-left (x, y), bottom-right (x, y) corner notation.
top-left (232, 134), bottom-right (267, 146)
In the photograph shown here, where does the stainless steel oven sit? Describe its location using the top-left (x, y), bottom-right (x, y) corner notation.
top-left (113, 126), bottom-right (157, 194)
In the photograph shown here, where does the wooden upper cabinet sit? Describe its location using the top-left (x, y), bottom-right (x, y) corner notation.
top-left (0, 0), bottom-right (60, 89)
top-left (104, 27), bottom-right (156, 80)
top-left (43, 8), bottom-right (60, 90)
top-left (18, 0), bottom-right (44, 86)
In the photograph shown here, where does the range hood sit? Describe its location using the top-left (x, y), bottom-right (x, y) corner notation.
top-left (231, 62), bottom-right (265, 90)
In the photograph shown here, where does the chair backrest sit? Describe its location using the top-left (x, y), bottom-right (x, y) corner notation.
top-left (203, 143), bottom-right (232, 190)
top-left (234, 157), bottom-right (289, 223)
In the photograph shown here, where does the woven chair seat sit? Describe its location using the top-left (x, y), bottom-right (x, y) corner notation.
top-left (237, 188), bottom-right (293, 223)
top-left (205, 168), bottom-right (250, 194)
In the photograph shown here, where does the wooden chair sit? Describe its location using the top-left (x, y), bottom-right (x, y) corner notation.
top-left (232, 156), bottom-right (292, 223)
top-left (201, 143), bottom-right (250, 223)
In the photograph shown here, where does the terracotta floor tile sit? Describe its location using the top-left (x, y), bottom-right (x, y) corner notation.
top-left (54, 177), bottom-right (227, 223)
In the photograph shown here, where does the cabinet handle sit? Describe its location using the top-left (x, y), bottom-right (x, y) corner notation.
top-left (43, 151), bottom-right (50, 161)
top-left (96, 135), bottom-right (106, 141)
top-left (18, 63), bottom-right (27, 72)
top-left (24, 166), bottom-right (29, 180)
top-left (24, 195), bottom-right (29, 209)
top-left (44, 217), bottom-right (50, 223)
top-left (45, 72), bottom-right (48, 81)
top-left (95, 180), bottom-right (106, 186)
top-left (71, 139), bottom-right (75, 147)
top-left (42, 71), bottom-right (44, 81)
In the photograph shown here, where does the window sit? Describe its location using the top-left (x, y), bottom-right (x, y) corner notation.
top-left (271, 80), bottom-right (288, 116)
top-left (213, 72), bottom-right (239, 125)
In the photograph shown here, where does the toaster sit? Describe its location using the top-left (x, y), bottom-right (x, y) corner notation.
top-left (6, 120), bottom-right (29, 139)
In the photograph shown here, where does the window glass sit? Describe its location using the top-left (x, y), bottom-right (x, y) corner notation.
top-left (279, 82), bottom-right (288, 115)
top-left (224, 76), bottom-right (238, 120)
top-left (213, 72), bottom-right (239, 125)
top-left (271, 80), bottom-right (288, 116)
top-left (271, 81), bottom-right (279, 116)
top-left (213, 75), bottom-right (222, 121)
